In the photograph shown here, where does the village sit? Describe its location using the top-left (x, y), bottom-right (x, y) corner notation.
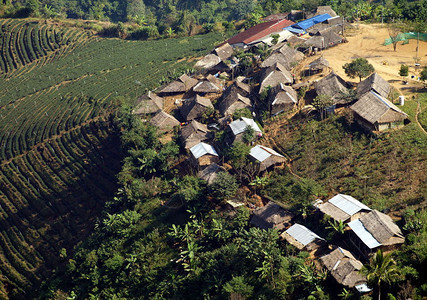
top-left (131, 6), bottom-right (414, 296)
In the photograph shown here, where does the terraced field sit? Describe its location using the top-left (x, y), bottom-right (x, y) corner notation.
top-left (0, 19), bottom-right (224, 298)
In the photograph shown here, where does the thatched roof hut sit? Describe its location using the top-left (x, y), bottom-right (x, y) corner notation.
top-left (225, 78), bottom-right (251, 97)
top-left (316, 194), bottom-right (371, 223)
top-left (318, 28), bottom-right (344, 47)
top-left (348, 210), bottom-right (405, 251)
top-left (250, 202), bottom-right (294, 231)
top-left (320, 247), bottom-right (367, 288)
top-left (133, 91), bottom-right (163, 115)
top-left (356, 72), bottom-right (391, 98)
top-left (219, 90), bottom-right (251, 117)
top-left (249, 145), bottom-right (286, 171)
top-left (304, 36), bottom-right (325, 49)
top-left (269, 83), bottom-right (298, 115)
top-left (281, 223), bottom-right (326, 251)
top-left (309, 57), bottom-right (329, 71)
top-left (259, 62), bottom-right (293, 93)
top-left (197, 163), bottom-right (226, 184)
top-left (287, 35), bottom-right (307, 47)
top-left (180, 95), bottom-right (214, 121)
top-left (261, 44), bottom-right (304, 70)
top-left (314, 72), bottom-right (351, 105)
top-left (350, 91), bottom-right (408, 132)
top-left (214, 43), bottom-right (234, 61)
top-left (149, 111), bottom-right (180, 132)
top-left (180, 120), bottom-right (211, 149)
top-left (194, 54), bottom-right (221, 70)
top-left (193, 75), bottom-right (221, 94)
top-left (159, 74), bottom-right (198, 95)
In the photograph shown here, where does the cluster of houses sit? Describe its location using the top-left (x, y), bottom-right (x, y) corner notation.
top-left (132, 6), bottom-right (408, 293)
top-left (251, 194), bottom-right (404, 293)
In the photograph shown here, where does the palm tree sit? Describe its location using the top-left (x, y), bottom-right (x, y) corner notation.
top-left (360, 250), bottom-right (400, 300)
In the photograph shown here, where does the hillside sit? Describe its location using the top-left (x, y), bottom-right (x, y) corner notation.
top-left (0, 18), bottom-right (224, 298)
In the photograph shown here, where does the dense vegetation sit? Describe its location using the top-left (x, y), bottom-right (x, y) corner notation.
top-left (1, 0), bottom-right (426, 39)
top-left (0, 18), bottom-right (224, 298)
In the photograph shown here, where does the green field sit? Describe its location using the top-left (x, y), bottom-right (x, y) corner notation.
top-left (0, 18), bottom-right (224, 298)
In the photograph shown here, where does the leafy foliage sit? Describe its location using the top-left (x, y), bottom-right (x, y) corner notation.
top-left (343, 58), bottom-right (375, 82)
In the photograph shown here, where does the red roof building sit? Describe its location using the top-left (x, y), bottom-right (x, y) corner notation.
top-left (226, 19), bottom-right (295, 48)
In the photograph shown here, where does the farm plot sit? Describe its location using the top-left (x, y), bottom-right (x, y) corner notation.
top-left (0, 19), bottom-right (224, 298)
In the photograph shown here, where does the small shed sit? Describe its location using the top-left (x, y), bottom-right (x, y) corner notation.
top-left (149, 111), bottom-right (180, 132)
top-left (348, 210), bottom-right (405, 257)
top-left (259, 62), bottom-right (294, 93)
top-left (314, 71), bottom-right (351, 105)
top-left (180, 120), bottom-right (211, 149)
top-left (197, 163), bottom-right (226, 184)
top-left (159, 74), bottom-right (198, 95)
top-left (193, 75), bottom-right (221, 94)
top-left (309, 57), bottom-right (329, 72)
top-left (269, 83), bottom-right (298, 115)
top-left (228, 117), bottom-right (262, 143)
top-left (356, 72), bottom-right (392, 98)
top-left (316, 194), bottom-right (371, 223)
top-left (281, 223), bottom-right (326, 251)
top-left (249, 145), bottom-right (286, 172)
top-left (180, 95), bottom-right (214, 121)
top-left (350, 91), bottom-right (408, 132)
top-left (190, 142), bottom-right (219, 169)
top-left (133, 91), bottom-right (164, 115)
top-left (320, 247), bottom-right (367, 288)
top-left (250, 202), bottom-right (294, 231)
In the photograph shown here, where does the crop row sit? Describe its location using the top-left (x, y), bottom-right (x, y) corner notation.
top-left (0, 120), bottom-right (121, 294)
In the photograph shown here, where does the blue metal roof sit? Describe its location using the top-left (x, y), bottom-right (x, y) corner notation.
top-left (288, 14), bottom-right (331, 31)
top-left (284, 26), bottom-right (305, 35)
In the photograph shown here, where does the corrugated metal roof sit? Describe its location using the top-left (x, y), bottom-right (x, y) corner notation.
top-left (292, 14), bottom-right (332, 30)
top-left (248, 29), bottom-right (294, 46)
top-left (284, 26), bottom-right (305, 34)
top-left (285, 224), bottom-right (324, 246)
top-left (250, 145), bottom-right (284, 162)
top-left (190, 142), bottom-right (218, 159)
top-left (229, 117), bottom-right (261, 136)
top-left (329, 194), bottom-right (371, 216)
top-left (348, 219), bottom-right (381, 249)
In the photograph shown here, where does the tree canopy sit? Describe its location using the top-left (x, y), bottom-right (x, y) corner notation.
top-left (343, 58), bottom-right (375, 82)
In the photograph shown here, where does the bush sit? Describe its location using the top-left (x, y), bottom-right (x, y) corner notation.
top-left (210, 172), bottom-right (238, 201)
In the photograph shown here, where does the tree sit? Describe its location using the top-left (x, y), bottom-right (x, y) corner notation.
top-left (312, 94), bottom-right (333, 120)
top-left (343, 58), bottom-right (375, 82)
top-left (420, 66), bottom-right (427, 86)
top-left (360, 250), bottom-right (401, 300)
top-left (223, 276), bottom-right (254, 300)
top-left (388, 25), bottom-right (404, 52)
top-left (399, 64), bottom-right (408, 82)
top-left (209, 172), bottom-right (238, 201)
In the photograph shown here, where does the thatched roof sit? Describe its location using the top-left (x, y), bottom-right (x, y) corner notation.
top-left (304, 36), bottom-right (325, 48)
top-left (317, 194), bottom-right (371, 222)
top-left (133, 91), bottom-right (163, 115)
top-left (350, 91), bottom-right (407, 125)
top-left (259, 62), bottom-right (293, 93)
top-left (197, 163), bottom-right (226, 184)
top-left (193, 78), bottom-right (220, 94)
top-left (250, 202), bottom-right (294, 230)
top-left (214, 43), bottom-right (234, 61)
top-left (159, 74), bottom-right (198, 94)
top-left (359, 210), bottom-right (404, 245)
top-left (357, 73), bottom-right (391, 98)
top-left (314, 71), bottom-right (350, 104)
top-left (219, 89), bottom-right (251, 116)
top-left (180, 120), bottom-right (210, 149)
top-left (194, 54), bottom-right (221, 70)
top-left (287, 35), bottom-right (307, 46)
top-left (309, 57), bottom-right (329, 70)
top-left (180, 95), bottom-right (214, 121)
top-left (261, 44), bottom-right (303, 70)
top-left (269, 84), bottom-right (298, 111)
top-left (149, 111), bottom-right (180, 131)
top-left (307, 6), bottom-right (337, 19)
top-left (320, 247), bottom-right (366, 287)
top-left (318, 28), bottom-right (344, 47)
